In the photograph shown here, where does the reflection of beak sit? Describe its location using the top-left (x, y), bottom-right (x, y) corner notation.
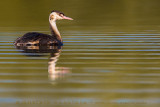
top-left (62, 16), bottom-right (73, 20)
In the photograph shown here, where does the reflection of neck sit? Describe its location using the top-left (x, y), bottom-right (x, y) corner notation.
top-left (48, 52), bottom-right (60, 74)
top-left (49, 20), bottom-right (62, 42)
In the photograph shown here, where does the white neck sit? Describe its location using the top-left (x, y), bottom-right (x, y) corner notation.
top-left (49, 20), bottom-right (62, 42)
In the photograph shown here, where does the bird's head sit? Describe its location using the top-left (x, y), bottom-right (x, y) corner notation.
top-left (49, 10), bottom-right (73, 21)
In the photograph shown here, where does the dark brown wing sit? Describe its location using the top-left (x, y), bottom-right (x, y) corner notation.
top-left (14, 32), bottom-right (63, 46)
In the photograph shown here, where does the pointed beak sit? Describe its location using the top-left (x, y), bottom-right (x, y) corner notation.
top-left (62, 16), bottom-right (73, 20)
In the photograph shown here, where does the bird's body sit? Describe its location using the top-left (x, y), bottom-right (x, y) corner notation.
top-left (14, 32), bottom-right (62, 46)
top-left (14, 10), bottom-right (73, 46)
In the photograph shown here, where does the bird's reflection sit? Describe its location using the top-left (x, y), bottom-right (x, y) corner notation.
top-left (15, 45), bottom-right (70, 83)
top-left (48, 49), bottom-right (70, 82)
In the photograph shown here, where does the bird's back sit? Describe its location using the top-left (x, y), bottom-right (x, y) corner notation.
top-left (14, 32), bottom-right (63, 46)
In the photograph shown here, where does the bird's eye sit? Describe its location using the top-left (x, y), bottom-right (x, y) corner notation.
top-left (60, 13), bottom-right (64, 17)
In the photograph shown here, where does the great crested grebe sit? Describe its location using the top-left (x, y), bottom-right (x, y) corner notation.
top-left (14, 10), bottom-right (73, 46)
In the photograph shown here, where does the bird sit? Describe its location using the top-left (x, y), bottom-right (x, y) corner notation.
top-left (14, 10), bottom-right (73, 46)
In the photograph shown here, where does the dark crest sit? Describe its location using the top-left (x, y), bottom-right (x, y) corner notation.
top-left (51, 10), bottom-right (65, 16)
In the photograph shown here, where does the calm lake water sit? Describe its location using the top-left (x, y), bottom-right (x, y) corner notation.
top-left (1, 0), bottom-right (160, 107)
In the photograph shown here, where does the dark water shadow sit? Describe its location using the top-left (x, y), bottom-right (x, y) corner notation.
top-left (15, 45), bottom-right (71, 84)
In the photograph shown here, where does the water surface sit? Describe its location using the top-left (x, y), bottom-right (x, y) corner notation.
top-left (0, 0), bottom-right (160, 107)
